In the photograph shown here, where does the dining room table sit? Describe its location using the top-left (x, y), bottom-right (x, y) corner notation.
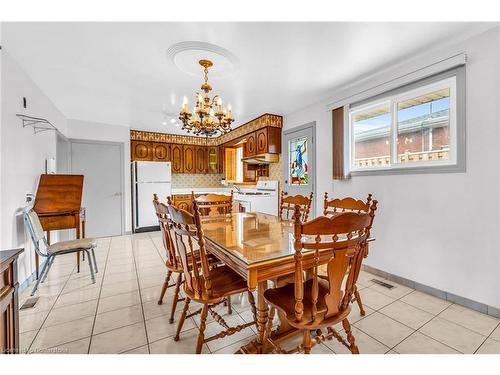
top-left (200, 211), bottom-right (371, 354)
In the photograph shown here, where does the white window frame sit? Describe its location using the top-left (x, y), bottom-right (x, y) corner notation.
top-left (348, 76), bottom-right (458, 173)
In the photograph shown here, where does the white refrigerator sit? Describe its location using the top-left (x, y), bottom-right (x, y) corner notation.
top-left (132, 161), bottom-right (172, 232)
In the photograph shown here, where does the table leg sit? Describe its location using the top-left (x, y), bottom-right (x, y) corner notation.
top-left (256, 280), bottom-right (269, 351)
top-left (236, 280), bottom-right (269, 354)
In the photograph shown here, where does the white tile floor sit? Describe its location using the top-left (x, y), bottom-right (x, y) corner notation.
top-left (18, 232), bottom-right (500, 354)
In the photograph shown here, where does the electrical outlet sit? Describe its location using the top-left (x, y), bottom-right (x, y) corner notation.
top-left (25, 193), bottom-right (34, 204)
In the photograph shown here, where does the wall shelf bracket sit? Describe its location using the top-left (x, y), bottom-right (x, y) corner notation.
top-left (16, 114), bottom-right (58, 134)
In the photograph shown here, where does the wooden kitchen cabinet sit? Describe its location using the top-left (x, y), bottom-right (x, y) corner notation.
top-left (218, 146), bottom-right (224, 174)
top-left (208, 147), bottom-right (218, 174)
top-left (195, 146), bottom-right (208, 174)
top-left (152, 142), bottom-right (170, 162)
top-left (244, 132), bottom-right (256, 157)
top-left (257, 126), bottom-right (281, 154)
top-left (256, 128), bottom-right (268, 154)
top-left (183, 145), bottom-right (195, 173)
top-left (171, 144), bottom-right (183, 173)
top-left (131, 140), bottom-right (152, 161)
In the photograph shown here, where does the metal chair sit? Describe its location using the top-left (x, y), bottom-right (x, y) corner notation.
top-left (23, 207), bottom-right (98, 296)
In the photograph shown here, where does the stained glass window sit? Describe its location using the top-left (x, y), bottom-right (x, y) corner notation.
top-left (289, 136), bottom-right (309, 186)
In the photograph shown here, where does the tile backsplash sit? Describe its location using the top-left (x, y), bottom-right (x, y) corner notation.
top-left (171, 156), bottom-right (281, 190)
top-left (172, 173), bottom-right (224, 188)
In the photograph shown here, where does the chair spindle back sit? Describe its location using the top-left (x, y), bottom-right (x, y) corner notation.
top-left (292, 200), bottom-right (377, 323)
top-left (280, 191), bottom-right (313, 221)
top-left (167, 200), bottom-right (212, 300)
top-left (153, 194), bottom-right (181, 270)
top-left (323, 193), bottom-right (372, 215)
top-left (193, 192), bottom-right (233, 217)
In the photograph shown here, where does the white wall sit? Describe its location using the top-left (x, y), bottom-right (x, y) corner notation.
top-left (284, 27), bottom-right (500, 308)
top-left (0, 49), bottom-right (68, 284)
top-left (66, 119), bottom-right (132, 233)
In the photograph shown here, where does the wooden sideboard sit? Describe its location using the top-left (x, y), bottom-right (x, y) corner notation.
top-left (0, 248), bottom-right (24, 354)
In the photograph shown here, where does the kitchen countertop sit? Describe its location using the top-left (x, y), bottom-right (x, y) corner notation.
top-left (171, 187), bottom-right (234, 195)
top-left (171, 186), bottom-right (259, 195)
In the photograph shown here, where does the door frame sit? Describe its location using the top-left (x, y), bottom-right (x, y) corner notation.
top-left (281, 121), bottom-right (317, 218)
top-left (69, 138), bottom-right (125, 236)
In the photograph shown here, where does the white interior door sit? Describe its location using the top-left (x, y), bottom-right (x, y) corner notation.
top-left (71, 140), bottom-right (123, 238)
top-left (282, 122), bottom-right (316, 216)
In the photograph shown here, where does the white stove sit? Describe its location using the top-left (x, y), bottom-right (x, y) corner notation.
top-left (233, 180), bottom-right (279, 216)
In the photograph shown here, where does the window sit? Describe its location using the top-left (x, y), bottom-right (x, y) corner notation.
top-left (288, 136), bottom-right (309, 185)
top-left (349, 76), bottom-right (459, 173)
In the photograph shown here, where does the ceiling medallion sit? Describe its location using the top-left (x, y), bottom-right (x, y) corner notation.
top-left (179, 59), bottom-right (234, 137)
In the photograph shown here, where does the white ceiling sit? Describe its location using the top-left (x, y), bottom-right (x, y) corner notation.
top-left (2, 22), bottom-right (496, 135)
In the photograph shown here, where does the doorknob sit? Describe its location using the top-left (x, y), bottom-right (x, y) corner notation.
top-left (113, 192), bottom-right (122, 197)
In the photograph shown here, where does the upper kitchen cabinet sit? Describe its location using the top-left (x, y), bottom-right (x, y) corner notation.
top-left (183, 145), bottom-right (196, 173)
top-left (256, 127), bottom-right (281, 154)
top-left (152, 142), bottom-right (170, 162)
top-left (131, 140), bottom-right (152, 161)
top-left (171, 144), bottom-right (183, 173)
top-left (218, 146), bottom-right (224, 174)
top-left (244, 132), bottom-right (256, 157)
top-left (242, 126), bottom-right (281, 158)
top-left (195, 146), bottom-right (208, 174)
top-left (208, 147), bottom-right (218, 174)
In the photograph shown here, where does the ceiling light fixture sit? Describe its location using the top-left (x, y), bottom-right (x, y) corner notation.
top-left (179, 59), bottom-right (234, 137)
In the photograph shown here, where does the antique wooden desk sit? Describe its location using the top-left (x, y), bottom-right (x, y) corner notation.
top-left (202, 212), bottom-right (341, 354)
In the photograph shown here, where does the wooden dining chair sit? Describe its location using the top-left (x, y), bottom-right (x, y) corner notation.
top-left (192, 192), bottom-right (233, 217)
top-left (280, 191), bottom-right (313, 221)
top-left (193, 192), bottom-right (235, 313)
top-left (167, 200), bottom-right (256, 354)
top-left (263, 203), bottom-right (376, 354)
top-left (323, 193), bottom-right (376, 315)
top-left (153, 194), bottom-right (186, 324)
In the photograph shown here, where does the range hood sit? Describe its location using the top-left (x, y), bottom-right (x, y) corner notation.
top-left (241, 153), bottom-right (280, 164)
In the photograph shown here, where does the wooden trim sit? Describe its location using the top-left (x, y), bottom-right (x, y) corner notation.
top-left (332, 107), bottom-right (346, 180)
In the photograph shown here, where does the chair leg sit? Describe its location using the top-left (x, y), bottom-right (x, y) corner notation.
top-left (85, 250), bottom-right (96, 284)
top-left (226, 296), bottom-right (232, 315)
top-left (158, 270), bottom-right (173, 305)
top-left (31, 257), bottom-right (51, 296)
top-left (265, 307), bottom-right (275, 343)
top-left (303, 330), bottom-right (312, 354)
top-left (91, 248), bottom-right (98, 273)
top-left (247, 290), bottom-right (257, 324)
top-left (195, 304), bottom-right (209, 354)
top-left (353, 285), bottom-right (365, 316)
top-left (342, 318), bottom-right (359, 354)
top-left (174, 297), bottom-right (191, 341)
top-left (169, 273), bottom-right (182, 324)
top-left (41, 257), bottom-right (55, 283)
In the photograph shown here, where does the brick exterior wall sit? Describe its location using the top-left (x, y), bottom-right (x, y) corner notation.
top-left (355, 126), bottom-right (449, 158)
